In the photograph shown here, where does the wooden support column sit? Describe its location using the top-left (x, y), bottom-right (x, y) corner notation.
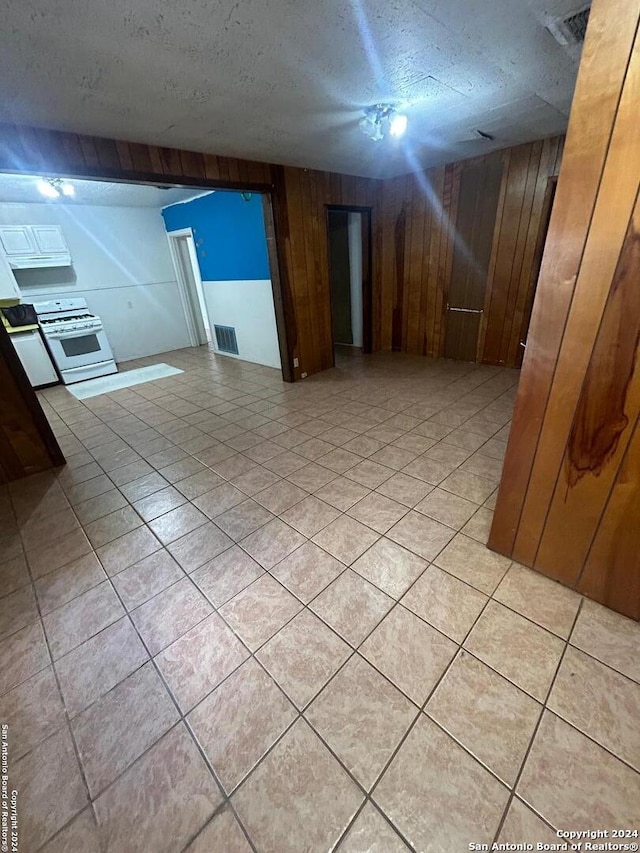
top-left (489, 0), bottom-right (640, 620)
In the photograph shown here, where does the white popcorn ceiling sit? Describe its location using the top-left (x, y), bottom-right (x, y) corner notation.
top-left (0, 0), bottom-right (585, 178)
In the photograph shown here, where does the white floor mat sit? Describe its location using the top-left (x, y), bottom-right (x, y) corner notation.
top-left (67, 363), bottom-right (184, 399)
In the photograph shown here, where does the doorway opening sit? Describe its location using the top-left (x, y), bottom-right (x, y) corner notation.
top-left (167, 229), bottom-right (210, 345)
top-left (326, 205), bottom-right (372, 361)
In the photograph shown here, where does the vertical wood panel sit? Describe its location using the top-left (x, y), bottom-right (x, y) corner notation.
top-left (489, 0), bottom-right (640, 557)
top-left (489, 0), bottom-right (640, 620)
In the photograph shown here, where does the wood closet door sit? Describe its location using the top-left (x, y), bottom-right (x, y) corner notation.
top-left (444, 156), bottom-right (503, 361)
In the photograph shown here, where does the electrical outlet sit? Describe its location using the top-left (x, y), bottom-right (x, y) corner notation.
top-left (293, 357), bottom-right (299, 368)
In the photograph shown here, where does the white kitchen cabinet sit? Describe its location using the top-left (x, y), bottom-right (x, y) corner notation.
top-left (32, 225), bottom-right (70, 254)
top-left (0, 225), bottom-right (38, 257)
top-left (0, 250), bottom-right (20, 299)
top-left (11, 330), bottom-right (59, 387)
top-left (0, 225), bottom-right (71, 268)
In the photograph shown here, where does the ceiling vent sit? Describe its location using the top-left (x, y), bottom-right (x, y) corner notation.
top-left (548, 4), bottom-right (591, 45)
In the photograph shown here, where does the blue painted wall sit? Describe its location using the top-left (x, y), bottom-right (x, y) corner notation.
top-left (161, 191), bottom-right (270, 281)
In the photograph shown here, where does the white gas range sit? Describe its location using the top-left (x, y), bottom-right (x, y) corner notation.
top-left (34, 298), bottom-right (117, 384)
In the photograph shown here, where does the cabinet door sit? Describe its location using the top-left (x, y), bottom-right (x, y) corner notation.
top-left (0, 251), bottom-right (20, 299)
top-left (0, 226), bottom-right (38, 256)
top-left (31, 225), bottom-right (69, 254)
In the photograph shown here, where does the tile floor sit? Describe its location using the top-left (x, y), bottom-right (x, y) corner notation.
top-left (1, 345), bottom-right (639, 852)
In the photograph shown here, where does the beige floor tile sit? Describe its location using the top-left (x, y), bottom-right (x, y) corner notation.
top-left (494, 562), bottom-right (581, 638)
top-left (376, 472), bottom-right (434, 507)
top-left (270, 541), bottom-right (344, 602)
top-left (347, 492), bottom-right (408, 534)
top-left (307, 655), bottom-right (416, 789)
top-left (96, 525), bottom-right (161, 576)
top-left (426, 651), bottom-right (542, 785)
top-left (240, 518), bottom-right (305, 569)
top-left (131, 577), bottom-right (212, 655)
top-left (74, 488), bottom-right (128, 526)
top-left (570, 598), bottom-right (640, 683)
top-left (20, 505), bottom-right (80, 551)
top-left (232, 465), bottom-right (281, 496)
top-left (442, 427), bottom-right (487, 451)
top-left (192, 545), bottom-right (264, 607)
top-left (94, 723), bottom-right (222, 853)
top-left (464, 601), bottom-right (565, 701)
top-left (254, 480), bottom-right (308, 514)
top-left (64, 472), bottom-right (114, 505)
top-left (318, 447), bottom-right (362, 474)
top-left (548, 646), bottom-right (640, 770)
top-left (215, 499), bottom-right (274, 540)
top-left (40, 808), bottom-right (102, 853)
top-left (287, 461), bottom-right (338, 492)
top-left (0, 553), bottom-right (30, 597)
top-left (310, 569), bottom-right (393, 646)
top-left (374, 716), bottom-right (509, 852)
top-left (148, 503), bottom-right (208, 545)
top-left (188, 657), bottom-right (296, 792)
top-left (312, 515), bottom-right (379, 565)
top-left (26, 526), bottom-right (92, 579)
top-left (280, 494), bottom-right (341, 537)
top-left (184, 809), bottom-right (253, 853)
top-left (496, 797), bottom-right (558, 846)
top-left (415, 487), bottom-right (477, 529)
top-left (387, 510), bottom-right (455, 562)
top-left (219, 575), bottom-right (302, 650)
top-left (54, 617), bottom-right (149, 716)
top-left (159, 456), bottom-right (207, 484)
top-left (156, 612), bottom-right (248, 711)
top-left (402, 565), bottom-right (488, 642)
top-left (338, 802), bottom-right (410, 852)
top-left (119, 471), bottom-right (170, 503)
top-left (351, 537), bottom-right (427, 599)
top-left (257, 609), bottom-right (351, 708)
top-left (405, 455), bottom-right (458, 486)
top-left (35, 552), bottom-right (106, 615)
top-left (345, 459), bottom-right (395, 489)
top-left (517, 711), bottom-right (640, 831)
top-left (85, 506), bottom-right (143, 548)
top-left (0, 666), bottom-right (65, 759)
top-left (12, 726), bottom-right (88, 850)
top-left (232, 719), bottom-right (363, 853)
top-left (43, 580), bottom-right (124, 660)
top-left (461, 506), bottom-right (494, 542)
top-left (440, 468), bottom-right (497, 504)
top-left (72, 661), bottom-right (179, 796)
top-left (174, 468), bottom-right (224, 499)
top-left (360, 606), bottom-right (456, 705)
top-left (193, 482), bottom-right (246, 518)
top-left (434, 533), bottom-right (511, 594)
top-left (343, 435), bottom-right (386, 457)
top-left (314, 476), bottom-right (371, 511)
top-left (262, 449), bottom-right (308, 476)
top-left (112, 549), bottom-right (184, 610)
top-left (0, 584), bottom-right (38, 640)
top-left (167, 521), bottom-right (232, 571)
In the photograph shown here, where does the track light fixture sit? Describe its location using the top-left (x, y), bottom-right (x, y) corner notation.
top-left (36, 177), bottom-right (75, 199)
top-left (359, 104), bottom-right (408, 141)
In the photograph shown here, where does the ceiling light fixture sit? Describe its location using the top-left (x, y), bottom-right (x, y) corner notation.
top-left (359, 104), bottom-right (408, 141)
top-left (36, 177), bottom-right (75, 199)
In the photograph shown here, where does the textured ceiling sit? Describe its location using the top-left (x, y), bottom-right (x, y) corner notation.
top-left (0, 174), bottom-right (208, 207)
top-left (0, 0), bottom-right (583, 178)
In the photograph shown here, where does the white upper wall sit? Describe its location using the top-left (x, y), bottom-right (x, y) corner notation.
top-left (0, 201), bottom-right (190, 361)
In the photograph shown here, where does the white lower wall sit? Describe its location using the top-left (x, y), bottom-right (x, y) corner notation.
top-left (202, 279), bottom-right (281, 369)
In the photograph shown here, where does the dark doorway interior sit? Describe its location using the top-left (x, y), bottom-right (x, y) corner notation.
top-left (326, 206), bottom-right (372, 359)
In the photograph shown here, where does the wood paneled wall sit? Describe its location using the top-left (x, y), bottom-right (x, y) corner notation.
top-left (0, 323), bottom-right (64, 482)
top-left (379, 137), bottom-right (564, 366)
top-left (489, 0), bottom-right (640, 620)
top-left (0, 124), bottom-right (383, 382)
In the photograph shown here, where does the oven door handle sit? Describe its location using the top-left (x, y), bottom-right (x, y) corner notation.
top-left (44, 327), bottom-right (103, 340)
